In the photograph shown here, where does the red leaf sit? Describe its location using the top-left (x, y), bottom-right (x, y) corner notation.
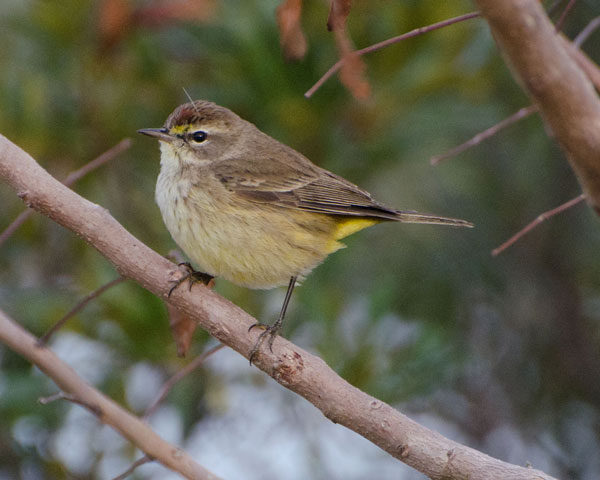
top-left (276, 0), bottom-right (307, 61)
top-left (334, 28), bottom-right (370, 100)
top-left (167, 304), bottom-right (198, 358)
top-left (135, 0), bottom-right (216, 28)
top-left (98, 0), bottom-right (133, 49)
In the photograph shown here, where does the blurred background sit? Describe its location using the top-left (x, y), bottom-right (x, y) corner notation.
top-left (1, 0), bottom-right (599, 478)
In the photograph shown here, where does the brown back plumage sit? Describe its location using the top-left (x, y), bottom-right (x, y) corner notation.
top-left (212, 148), bottom-right (472, 227)
top-left (167, 100), bottom-right (473, 228)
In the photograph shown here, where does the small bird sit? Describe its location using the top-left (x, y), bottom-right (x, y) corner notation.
top-left (139, 100), bottom-right (473, 362)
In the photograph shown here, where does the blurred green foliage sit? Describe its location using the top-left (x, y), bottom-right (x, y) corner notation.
top-left (1, 0), bottom-right (600, 478)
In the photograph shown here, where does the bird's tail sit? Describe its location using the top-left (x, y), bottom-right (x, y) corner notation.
top-left (394, 211), bottom-right (474, 228)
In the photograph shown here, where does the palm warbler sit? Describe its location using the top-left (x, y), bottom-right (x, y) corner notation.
top-left (139, 100), bottom-right (473, 362)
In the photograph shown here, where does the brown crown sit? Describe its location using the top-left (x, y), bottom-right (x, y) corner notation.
top-left (164, 100), bottom-right (237, 129)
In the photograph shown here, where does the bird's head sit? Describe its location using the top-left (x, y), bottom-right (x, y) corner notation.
top-left (138, 100), bottom-right (245, 166)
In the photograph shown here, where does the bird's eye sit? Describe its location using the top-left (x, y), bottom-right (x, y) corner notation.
top-left (191, 131), bottom-right (207, 143)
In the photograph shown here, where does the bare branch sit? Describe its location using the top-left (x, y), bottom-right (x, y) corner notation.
top-left (305, 12), bottom-right (480, 98)
top-left (62, 138), bottom-right (132, 185)
top-left (38, 276), bottom-right (126, 346)
top-left (473, 0), bottom-right (600, 214)
top-left (0, 138), bottom-right (131, 247)
top-left (573, 16), bottom-right (600, 47)
top-left (0, 307), bottom-right (221, 480)
top-left (554, 0), bottom-right (577, 32)
top-left (569, 16), bottom-right (600, 90)
top-left (0, 134), bottom-right (558, 480)
top-left (38, 391), bottom-right (76, 405)
top-left (491, 194), bottom-right (586, 256)
top-left (39, 389), bottom-right (104, 415)
top-left (430, 105), bottom-right (538, 165)
top-left (144, 343), bottom-right (225, 420)
top-left (0, 209), bottom-right (33, 248)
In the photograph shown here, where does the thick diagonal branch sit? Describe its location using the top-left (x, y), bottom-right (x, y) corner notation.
top-left (0, 308), bottom-right (220, 480)
top-left (0, 134), bottom-right (557, 480)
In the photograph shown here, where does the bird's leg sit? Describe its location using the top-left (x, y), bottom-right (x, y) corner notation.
top-left (248, 276), bottom-right (297, 364)
top-left (168, 262), bottom-right (214, 297)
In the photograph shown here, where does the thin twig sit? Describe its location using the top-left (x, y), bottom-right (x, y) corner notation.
top-left (304, 12), bottom-right (480, 98)
top-left (430, 105), bottom-right (539, 165)
top-left (573, 16), bottom-right (600, 47)
top-left (144, 343), bottom-right (225, 420)
top-left (0, 138), bottom-right (131, 248)
top-left (62, 138), bottom-right (132, 185)
top-left (492, 194), bottom-right (586, 256)
top-left (547, 0), bottom-right (565, 18)
top-left (563, 39), bottom-right (600, 93)
top-left (112, 455), bottom-right (154, 480)
top-left (39, 391), bottom-right (76, 405)
top-left (0, 210), bottom-right (33, 247)
top-left (38, 276), bottom-right (126, 346)
top-left (554, 0), bottom-right (577, 32)
top-left (38, 390), bottom-right (103, 415)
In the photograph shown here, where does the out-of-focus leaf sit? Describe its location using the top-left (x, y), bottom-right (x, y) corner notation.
top-left (326, 0), bottom-right (351, 32)
top-left (167, 303), bottom-right (198, 357)
top-left (135, 0), bottom-right (216, 28)
top-left (98, 0), bottom-right (215, 50)
top-left (335, 29), bottom-right (371, 100)
top-left (326, 0), bottom-right (370, 99)
top-left (98, 0), bottom-right (133, 49)
top-left (276, 0), bottom-right (307, 61)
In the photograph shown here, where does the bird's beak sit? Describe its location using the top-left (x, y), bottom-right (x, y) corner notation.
top-left (137, 128), bottom-right (174, 142)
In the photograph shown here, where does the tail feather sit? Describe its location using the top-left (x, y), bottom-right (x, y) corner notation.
top-left (394, 211), bottom-right (474, 228)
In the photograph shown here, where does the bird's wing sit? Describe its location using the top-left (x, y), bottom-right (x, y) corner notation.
top-left (212, 149), bottom-right (398, 219)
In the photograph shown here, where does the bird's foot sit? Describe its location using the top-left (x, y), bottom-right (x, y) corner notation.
top-left (168, 262), bottom-right (214, 297)
top-left (248, 322), bottom-right (280, 365)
